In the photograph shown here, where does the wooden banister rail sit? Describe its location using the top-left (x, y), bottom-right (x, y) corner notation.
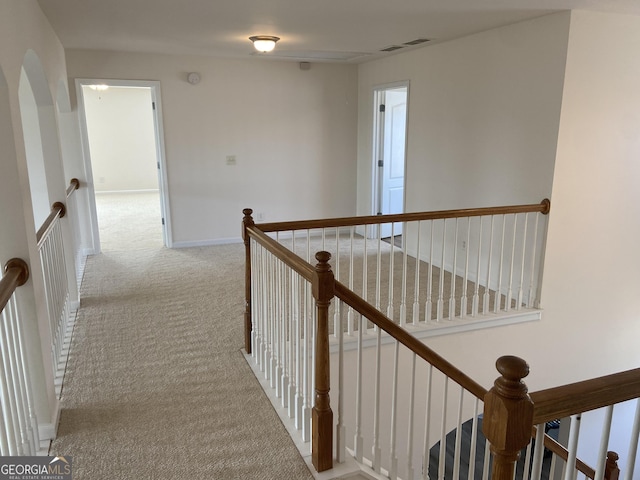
top-left (1, 258), bottom-right (30, 314)
top-left (65, 178), bottom-right (80, 198)
top-left (256, 199), bottom-right (550, 233)
top-left (530, 368), bottom-right (640, 424)
top-left (36, 202), bottom-right (66, 245)
top-left (334, 281), bottom-right (487, 399)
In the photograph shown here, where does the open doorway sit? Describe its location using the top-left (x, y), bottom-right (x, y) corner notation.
top-left (373, 83), bottom-right (408, 239)
top-left (76, 79), bottom-right (171, 252)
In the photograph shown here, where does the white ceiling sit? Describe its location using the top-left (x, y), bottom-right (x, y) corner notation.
top-left (37, 0), bottom-right (640, 63)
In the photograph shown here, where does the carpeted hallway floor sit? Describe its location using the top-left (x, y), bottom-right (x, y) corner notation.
top-left (49, 192), bottom-right (315, 479)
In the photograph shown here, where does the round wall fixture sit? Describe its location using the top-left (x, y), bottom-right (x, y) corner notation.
top-left (187, 72), bottom-right (201, 85)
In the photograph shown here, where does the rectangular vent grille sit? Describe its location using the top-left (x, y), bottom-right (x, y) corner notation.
top-left (380, 45), bottom-right (405, 52)
top-left (404, 38), bottom-right (431, 46)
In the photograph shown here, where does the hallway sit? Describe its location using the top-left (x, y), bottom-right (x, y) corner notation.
top-left (48, 195), bottom-right (314, 479)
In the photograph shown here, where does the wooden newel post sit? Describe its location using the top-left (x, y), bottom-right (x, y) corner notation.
top-left (242, 208), bottom-right (254, 354)
top-left (483, 355), bottom-right (534, 480)
top-left (312, 251), bottom-right (334, 472)
top-left (605, 451), bottom-right (620, 480)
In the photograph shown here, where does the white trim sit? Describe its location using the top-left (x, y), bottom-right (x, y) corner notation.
top-left (172, 236), bottom-right (243, 248)
top-left (330, 309), bottom-right (542, 354)
top-left (74, 78), bottom-right (173, 250)
top-left (95, 189), bottom-right (159, 195)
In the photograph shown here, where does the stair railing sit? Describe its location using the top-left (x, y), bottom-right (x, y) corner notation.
top-left (242, 201), bottom-right (639, 479)
top-left (0, 258), bottom-right (40, 455)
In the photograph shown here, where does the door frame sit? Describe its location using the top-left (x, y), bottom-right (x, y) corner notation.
top-left (371, 81), bottom-right (410, 232)
top-left (75, 78), bottom-right (173, 252)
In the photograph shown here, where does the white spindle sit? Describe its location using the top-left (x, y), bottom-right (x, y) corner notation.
top-left (387, 222), bottom-right (395, 320)
top-left (461, 217), bottom-right (471, 319)
top-left (517, 213), bottom-right (529, 310)
top-left (422, 365), bottom-right (434, 480)
top-left (468, 399), bottom-right (481, 480)
top-left (472, 217), bottom-right (483, 317)
top-left (438, 377), bottom-right (449, 480)
top-left (482, 438), bottom-right (491, 480)
top-left (354, 314), bottom-right (364, 462)
top-left (333, 228), bottom-right (341, 338)
top-left (549, 453), bottom-right (559, 480)
top-left (412, 221), bottom-right (422, 326)
top-left (436, 220), bottom-right (446, 321)
top-left (594, 405), bottom-right (614, 480)
top-left (302, 277), bottom-right (311, 442)
top-left (564, 414), bottom-right (582, 480)
top-left (449, 218), bottom-right (459, 320)
top-left (348, 226), bottom-right (355, 336)
top-left (522, 441), bottom-right (533, 480)
top-left (495, 215), bottom-right (506, 313)
top-left (363, 233), bottom-right (369, 303)
top-left (484, 216), bottom-right (495, 315)
top-left (623, 399), bottom-right (640, 480)
top-left (376, 224), bottom-right (382, 313)
top-left (372, 327), bottom-right (382, 472)
top-left (530, 424), bottom-right (546, 480)
top-left (400, 222), bottom-right (408, 327)
top-left (336, 299), bottom-right (346, 463)
top-left (452, 387), bottom-right (464, 480)
top-left (407, 353), bottom-right (417, 480)
top-left (389, 340), bottom-right (399, 479)
top-left (425, 221), bottom-right (434, 322)
top-left (506, 214), bottom-right (517, 312)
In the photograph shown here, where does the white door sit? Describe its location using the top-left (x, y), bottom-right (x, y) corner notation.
top-left (375, 85), bottom-right (408, 238)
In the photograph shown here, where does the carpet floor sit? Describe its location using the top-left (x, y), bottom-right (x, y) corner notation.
top-left (49, 193), bottom-right (314, 479)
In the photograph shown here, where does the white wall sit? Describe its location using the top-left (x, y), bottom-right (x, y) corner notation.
top-left (0, 0), bottom-right (74, 440)
top-left (82, 86), bottom-right (159, 192)
top-left (65, 51), bottom-right (359, 245)
top-left (357, 13), bottom-right (570, 217)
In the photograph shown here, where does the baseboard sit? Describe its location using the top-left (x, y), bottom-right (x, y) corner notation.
top-left (172, 237), bottom-right (243, 248)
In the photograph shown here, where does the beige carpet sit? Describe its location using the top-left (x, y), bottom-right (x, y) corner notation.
top-left (50, 194), bottom-right (315, 479)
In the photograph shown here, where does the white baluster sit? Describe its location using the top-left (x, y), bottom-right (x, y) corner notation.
top-left (407, 353), bottom-right (417, 480)
top-left (354, 314), bottom-right (364, 462)
top-left (347, 226), bottom-right (355, 336)
top-left (438, 377), bottom-right (449, 480)
top-left (594, 405), bottom-right (614, 480)
top-left (413, 221), bottom-right (422, 326)
top-left (472, 217), bottom-right (483, 317)
top-left (336, 300), bottom-right (346, 463)
top-left (389, 340), bottom-right (400, 479)
top-left (387, 222), bottom-right (395, 320)
top-left (400, 222), bottom-right (408, 327)
top-left (468, 398), bottom-right (481, 480)
top-left (461, 218), bottom-right (471, 319)
top-left (372, 327), bottom-right (382, 473)
top-left (422, 364), bottom-right (433, 480)
top-left (425, 221), bottom-right (434, 322)
top-left (517, 213), bottom-right (529, 310)
top-left (301, 278), bottom-right (311, 442)
top-left (482, 438), bottom-right (491, 480)
top-left (376, 223), bottom-right (382, 313)
top-left (506, 214), bottom-right (517, 312)
top-left (436, 220), bottom-right (446, 322)
top-left (522, 441), bottom-right (533, 480)
top-left (495, 216), bottom-right (506, 313)
top-left (449, 218), bottom-right (459, 320)
top-left (623, 399), bottom-right (640, 480)
top-left (530, 424), bottom-right (546, 480)
top-left (334, 227), bottom-right (341, 338)
top-left (484, 216), bottom-right (495, 315)
top-left (452, 387), bottom-right (464, 480)
top-left (564, 414), bottom-right (582, 480)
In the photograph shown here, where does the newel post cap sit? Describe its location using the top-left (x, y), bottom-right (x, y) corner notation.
top-left (483, 355), bottom-right (534, 452)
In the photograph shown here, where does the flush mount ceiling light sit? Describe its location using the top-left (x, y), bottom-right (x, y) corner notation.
top-left (88, 84), bottom-right (109, 91)
top-left (249, 35), bottom-right (280, 53)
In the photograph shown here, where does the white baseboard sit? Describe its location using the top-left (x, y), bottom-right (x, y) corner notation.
top-left (172, 237), bottom-right (243, 248)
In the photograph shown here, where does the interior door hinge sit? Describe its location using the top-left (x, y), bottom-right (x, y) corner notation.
top-left (152, 101), bottom-right (156, 110)
top-left (379, 104), bottom-right (386, 113)
top-left (378, 160), bottom-right (384, 167)
top-left (161, 218), bottom-right (165, 225)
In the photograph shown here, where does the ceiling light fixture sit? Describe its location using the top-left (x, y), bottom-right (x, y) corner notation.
top-left (249, 35), bottom-right (280, 53)
top-left (88, 84), bottom-right (109, 91)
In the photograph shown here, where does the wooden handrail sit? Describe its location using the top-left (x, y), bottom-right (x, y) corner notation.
top-left (245, 225), bottom-right (316, 281)
top-left (65, 178), bottom-right (80, 198)
top-left (0, 258), bottom-right (30, 314)
top-left (334, 280), bottom-right (488, 399)
top-left (530, 368), bottom-right (640, 424)
top-left (36, 202), bottom-right (66, 246)
top-left (257, 199), bottom-right (550, 233)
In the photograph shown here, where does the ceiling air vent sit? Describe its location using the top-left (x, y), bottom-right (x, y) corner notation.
top-left (403, 38), bottom-right (431, 46)
top-left (380, 45), bottom-right (405, 52)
